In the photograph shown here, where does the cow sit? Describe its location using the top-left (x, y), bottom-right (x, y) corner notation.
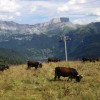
top-left (82, 57), bottom-right (99, 63)
top-left (27, 61), bottom-right (42, 69)
top-left (0, 65), bottom-right (9, 71)
top-left (82, 57), bottom-right (89, 62)
top-left (54, 67), bottom-right (83, 82)
top-left (48, 57), bottom-right (60, 62)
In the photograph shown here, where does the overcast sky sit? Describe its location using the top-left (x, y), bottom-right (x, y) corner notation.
top-left (0, 0), bottom-right (100, 25)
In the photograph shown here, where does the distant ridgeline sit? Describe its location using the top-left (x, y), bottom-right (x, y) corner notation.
top-left (0, 18), bottom-right (100, 64)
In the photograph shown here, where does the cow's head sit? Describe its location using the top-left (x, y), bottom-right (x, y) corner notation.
top-left (76, 75), bottom-right (83, 82)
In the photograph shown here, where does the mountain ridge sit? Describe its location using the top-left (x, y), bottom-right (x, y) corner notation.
top-left (0, 17), bottom-right (76, 36)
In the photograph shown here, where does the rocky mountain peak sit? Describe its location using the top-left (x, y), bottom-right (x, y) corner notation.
top-left (50, 17), bottom-right (69, 24)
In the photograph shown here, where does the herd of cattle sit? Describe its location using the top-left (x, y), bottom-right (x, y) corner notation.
top-left (0, 57), bottom-right (99, 82)
top-left (82, 57), bottom-right (99, 62)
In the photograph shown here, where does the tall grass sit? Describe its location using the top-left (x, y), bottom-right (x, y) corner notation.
top-left (0, 61), bottom-right (100, 100)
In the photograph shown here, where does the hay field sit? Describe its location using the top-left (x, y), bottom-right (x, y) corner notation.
top-left (0, 61), bottom-right (100, 100)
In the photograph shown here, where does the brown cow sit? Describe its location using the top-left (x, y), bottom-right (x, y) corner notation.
top-left (48, 57), bottom-right (60, 62)
top-left (54, 67), bottom-right (83, 82)
top-left (27, 61), bottom-right (42, 69)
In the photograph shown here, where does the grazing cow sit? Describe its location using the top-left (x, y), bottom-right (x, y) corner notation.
top-left (48, 57), bottom-right (60, 62)
top-left (54, 67), bottom-right (83, 82)
top-left (0, 65), bottom-right (9, 71)
top-left (27, 61), bottom-right (42, 69)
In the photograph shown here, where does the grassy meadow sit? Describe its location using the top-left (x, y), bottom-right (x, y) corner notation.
top-left (0, 61), bottom-right (100, 100)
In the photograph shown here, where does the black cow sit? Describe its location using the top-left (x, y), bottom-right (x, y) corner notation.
top-left (27, 61), bottom-right (42, 69)
top-left (48, 57), bottom-right (60, 62)
top-left (82, 57), bottom-right (89, 62)
top-left (82, 57), bottom-right (98, 62)
top-left (0, 65), bottom-right (9, 71)
top-left (54, 67), bottom-right (83, 82)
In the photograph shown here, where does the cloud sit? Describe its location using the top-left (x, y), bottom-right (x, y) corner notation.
top-left (20, 0), bottom-right (100, 24)
top-left (0, 0), bottom-right (21, 13)
top-left (84, 7), bottom-right (100, 17)
top-left (0, 0), bottom-right (22, 20)
top-left (30, 1), bottom-right (57, 10)
top-left (0, 0), bottom-right (100, 24)
top-left (73, 16), bottom-right (100, 24)
top-left (56, 0), bottom-right (100, 23)
top-left (68, 0), bottom-right (87, 5)
top-left (57, 0), bottom-right (88, 13)
top-left (15, 12), bottom-right (21, 16)
top-left (0, 15), bottom-right (14, 20)
top-left (29, 1), bottom-right (61, 17)
top-left (30, 7), bottom-right (37, 13)
top-left (57, 5), bottom-right (69, 12)
top-left (94, 8), bottom-right (100, 16)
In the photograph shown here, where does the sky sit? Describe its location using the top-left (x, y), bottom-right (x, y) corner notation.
top-left (0, 0), bottom-right (100, 25)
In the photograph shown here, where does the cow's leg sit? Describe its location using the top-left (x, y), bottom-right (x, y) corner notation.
top-left (67, 75), bottom-right (71, 81)
top-left (54, 71), bottom-right (58, 80)
top-left (58, 76), bottom-right (60, 80)
top-left (54, 69), bottom-right (57, 80)
top-left (27, 63), bottom-right (31, 69)
top-left (70, 76), bottom-right (73, 81)
top-left (35, 66), bottom-right (38, 69)
top-left (67, 77), bottom-right (70, 81)
top-left (54, 75), bottom-right (57, 80)
top-left (54, 75), bottom-right (60, 80)
top-left (27, 66), bottom-right (30, 69)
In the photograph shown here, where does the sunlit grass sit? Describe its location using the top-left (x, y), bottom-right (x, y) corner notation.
top-left (0, 61), bottom-right (100, 100)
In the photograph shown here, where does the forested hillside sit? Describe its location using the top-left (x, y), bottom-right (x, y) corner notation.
top-left (0, 48), bottom-right (25, 64)
top-left (67, 22), bottom-right (100, 59)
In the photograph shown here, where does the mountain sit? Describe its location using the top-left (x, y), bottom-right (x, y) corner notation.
top-left (0, 18), bottom-right (100, 63)
top-left (0, 17), bottom-right (76, 61)
top-left (67, 22), bottom-right (100, 59)
top-left (0, 17), bottom-right (76, 36)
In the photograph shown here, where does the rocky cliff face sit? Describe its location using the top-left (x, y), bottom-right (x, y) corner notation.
top-left (50, 17), bottom-right (69, 24)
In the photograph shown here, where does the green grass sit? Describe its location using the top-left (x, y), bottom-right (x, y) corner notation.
top-left (0, 61), bottom-right (100, 100)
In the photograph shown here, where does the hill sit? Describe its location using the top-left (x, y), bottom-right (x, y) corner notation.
top-left (68, 22), bottom-right (100, 59)
top-left (0, 61), bottom-right (100, 99)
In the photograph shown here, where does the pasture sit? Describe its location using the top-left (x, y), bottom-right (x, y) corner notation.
top-left (0, 61), bottom-right (100, 100)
